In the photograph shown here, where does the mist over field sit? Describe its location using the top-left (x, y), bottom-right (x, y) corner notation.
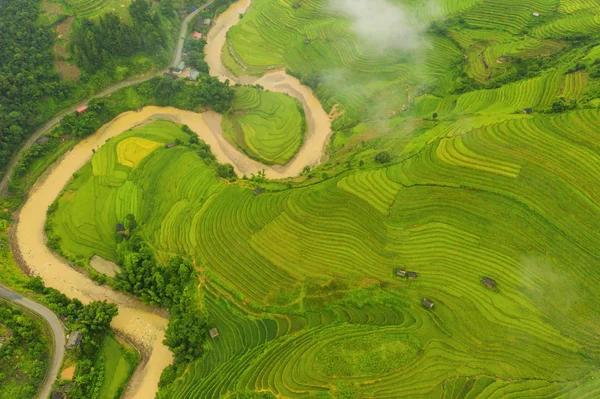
top-left (328, 0), bottom-right (426, 52)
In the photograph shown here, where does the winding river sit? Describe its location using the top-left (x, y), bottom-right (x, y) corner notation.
top-left (14, 0), bottom-right (331, 397)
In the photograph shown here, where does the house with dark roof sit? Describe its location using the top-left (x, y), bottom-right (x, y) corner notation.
top-left (422, 298), bottom-right (434, 310)
top-left (407, 271), bottom-right (418, 280)
top-left (253, 187), bottom-right (264, 196)
top-left (523, 107), bottom-right (533, 114)
top-left (165, 142), bottom-right (176, 149)
top-left (66, 331), bottom-right (82, 350)
top-left (481, 277), bottom-right (497, 289)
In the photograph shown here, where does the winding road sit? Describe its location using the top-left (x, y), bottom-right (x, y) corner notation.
top-left (0, 284), bottom-right (65, 399)
top-left (0, 2), bottom-right (212, 197)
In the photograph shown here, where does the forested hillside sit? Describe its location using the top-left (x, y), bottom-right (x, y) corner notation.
top-left (0, 0), bottom-right (70, 176)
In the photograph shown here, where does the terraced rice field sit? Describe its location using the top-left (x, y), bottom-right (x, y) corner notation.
top-left (50, 107), bottom-right (600, 398)
top-left (67, 0), bottom-right (131, 18)
top-left (222, 87), bottom-right (306, 165)
top-left (46, 0), bottom-right (600, 397)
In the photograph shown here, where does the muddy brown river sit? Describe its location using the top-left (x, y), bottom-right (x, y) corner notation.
top-left (15, 0), bottom-right (331, 397)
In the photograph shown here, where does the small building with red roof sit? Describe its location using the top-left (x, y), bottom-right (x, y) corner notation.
top-left (77, 105), bottom-right (88, 114)
top-left (192, 32), bottom-right (202, 40)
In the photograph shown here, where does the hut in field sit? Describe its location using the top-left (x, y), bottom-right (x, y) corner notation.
top-left (76, 105), bottom-right (88, 114)
top-left (253, 187), bottom-right (264, 196)
top-left (116, 223), bottom-right (125, 233)
top-left (165, 142), bottom-right (176, 149)
top-left (422, 298), bottom-right (434, 310)
top-left (209, 328), bottom-right (219, 339)
top-left (396, 269), bottom-right (406, 277)
top-left (532, 12), bottom-right (540, 17)
top-left (188, 70), bottom-right (200, 81)
top-left (293, 3), bottom-right (301, 8)
top-left (497, 55), bottom-right (509, 63)
top-left (304, 39), bottom-right (310, 45)
top-left (523, 107), bottom-right (533, 114)
top-left (66, 331), bottom-right (82, 350)
top-left (407, 271), bottom-right (418, 280)
top-left (481, 277), bottom-right (497, 289)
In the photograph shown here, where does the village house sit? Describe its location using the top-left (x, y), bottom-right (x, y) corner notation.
top-left (37, 136), bottom-right (50, 145)
top-left (65, 331), bottom-right (82, 350)
top-left (533, 12), bottom-right (540, 17)
top-left (50, 392), bottom-right (65, 399)
top-left (202, 18), bottom-right (211, 27)
top-left (188, 70), bottom-right (200, 81)
top-left (396, 269), bottom-right (406, 277)
top-left (116, 223), bottom-right (125, 233)
top-left (523, 107), bottom-right (533, 114)
top-left (192, 32), bottom-right (203, 40)
top-left (165, 142), bottom-right (176, 149)
top-left (253, 187), bottom-right (264, 196)
top-left (209, 328), bottom-right (219, 339)
top-left (422, 298), bottom-right (434, 310)
top-left (407, 271), bottom-right (418, 280)
top-left (481, 277), bottom-right (497, 289)
top-left (76, 105), bottom-right (87, 114)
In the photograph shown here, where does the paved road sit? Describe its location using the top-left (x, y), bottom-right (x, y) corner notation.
top-left (0, 284), bottom-right (65, 399)
top-left (0, 2), bottom-right (212, 197)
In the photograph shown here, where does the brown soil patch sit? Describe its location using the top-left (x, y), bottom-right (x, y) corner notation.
top-left (61, 365), bottom-right (75, 381)
top-left (328, 104), bottom-right (345, 121)
top-left (56, 60), bottom-right (81, 81)
top-left (90, 255), bottom-right (121, 278)
top-left (55, 16), bottom-right (74, 39)
top-left (42, 0), bottom-right (65, 21)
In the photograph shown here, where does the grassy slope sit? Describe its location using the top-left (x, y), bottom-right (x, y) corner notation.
top-left (97, 333), bottom-right (139, 399)
top-left (222, 87), bottom-right (306, 165)
top-left (47, 0), bottom-right (600, 398)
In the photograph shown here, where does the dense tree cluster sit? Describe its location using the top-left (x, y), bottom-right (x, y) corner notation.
top-left (71, 0), bottom-right (171, 73)
top-left (154, 75), bottom-right (235, 113)
top-left (0, 302), bottom-right (49, 399)
top-left (0, 0), bottom-right (70, 177)
top-left (114, 231), bottom-right (208, 371)
top-left (183, 39), bottom-right (209, 73)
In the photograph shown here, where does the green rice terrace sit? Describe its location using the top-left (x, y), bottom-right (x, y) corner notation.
top-left (44, 0), bottom-right (600, 397)
top-left (222, 87), bottom-right (306, 165)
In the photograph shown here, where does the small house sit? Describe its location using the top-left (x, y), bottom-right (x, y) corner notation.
top-left (188, 71), bottom-right (200, 81)
top-left (532, 12), bottom-right (540, 17)
top-left (523, 107), bottom-right (533, 114)
top-left (497, 55), bottom-right (509, 63)
top-left (192, 32), bottom-right (203, 40)
top-left (481, 277), bottom-right (497, 289)
top-left (422, 298), bottom-right (434, 310)
top-left (396, 269), bottom-right (406, 277)
top-left (202, 18), bottom-right (211, 26)
top-left (176, 61), bottom-right (186, 70)
top-left (116, 223), bottom-right (125, 233)
top-left (253, 187), bottom-right (264, 196)
top-left (50, 392), bottom-right (65, 399)
top-left (76, 105), bottom-right (88, 114)
top-left (165, 142), bottom-right (176, 149)
top-left (37, 136), bottom-right (50, 145)
top-left (304, 39), bottom-right (310, 45)
top-left (209, 328), bottom-right (219, 338)
top-left (407, 271), bottom-right (418, 280)
top-left (66, 331), bottom-right (82, 350)
top-left (293, 3), bottom-right (301, 8)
